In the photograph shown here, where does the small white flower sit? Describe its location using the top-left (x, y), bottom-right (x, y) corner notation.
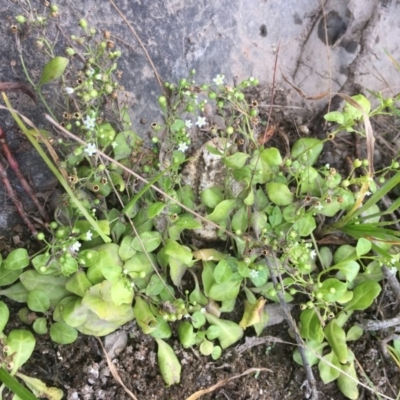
top-left (365, 191), bottom-right (372, 196)
top-left (200, 307), bottom-right (206, 314)
top-left (185, 119), bottom-right (193, 129)
top-left (325, 164), bottom-right (330, 169)
top-left (111, 141), bottom-right (118, 148)
top-left (314, 202), bottom-right (323, 211)
top-left (123, 268), bottom-right (129, 274)
top-left (183, 90), bottom-right (191, 96)
top-left (249, 269), bottom-right (259, 279)
top-left (178, 142), bottom-right (189, 152)
top-left (85, 230), bottom-right (93, 241)
top-left (196, 116), bottom-right (206, 128)
top-left (213, 74), bottom-right (225, 85)
top-left (83, 115), bottom-right (96, 130)
top-left (64, 87), bottom-right (74, 95)
top-left (70, 241), bottom-right (81, 253)
top-left (310, 250), bottom-right (317, 259)
top-left (84, 143), bottom-right (97, 156)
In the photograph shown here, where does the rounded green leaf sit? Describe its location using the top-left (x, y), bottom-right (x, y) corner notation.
top-left (318, 351), bottom-right (341, 384)
top-left (319, 278), bottom-right (348, 302)
top-left (0, 301), bottom-right (9, 332)
top-left (211, 345), bottom-right (222, 360)
top-left (231, 207), bottom-right (249, 233)
top-left (344, 281), bottom-right (381, 311)
top-left (209, 278), bottom-right (241, 301)
top-left (4, 248), bottom-right (29, 270)
top-left (191, 311), bottom-right (206, 329)
top-left (5, 329), bottom-right (36, 374)
top-left (214, 260), bottom-right (233, 283)
top-left (223, 152), bottom-right (250, 169)
top-left (199, 339), bottom-right (214, 356)
top-left (32, 317), bottom-right (48, 335)
top-left (265, 182), bottom-right (293, 206)
top-left (178, 321), bottom-right (196, 348)
top-left (204, 313), bottom-right (243, 349)
top-left (61, 297), bottom-right (89, 327)
top-left (50, 321), bottom-right (78, 344)
top-left (156, 339), bottom-right (181, 386)
top-left (131, 231), bottom-right (162, 253)
top-left (291, 138), bottom-right (323, 166)
top-left (66, 271), bottom-right (92, 297)
top-left (27, 290), bottom-right (50, 313)
top-left (324, 320), bottom-right (348, 364)
top-left (207, 199), bottom-right (237, 222)
top-left (346, 325), bottom-right (363, 341)
top-left (200, 187), bottom-right (224, 208)
top-left (300, 309), bottom-right (324, 342)
top-left (356, 238), bottom-right (372, 257)
top-left (324, 111), bottom-right (344, 124)
top-left (260, 147), bottom-right (282, 166)
top-left (39, 56), bottom-right (69, 85)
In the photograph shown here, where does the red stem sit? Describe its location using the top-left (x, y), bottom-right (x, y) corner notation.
top-left (0, 157), bottom-right (38, 236)
top-left (0, 128), bottom-right (48, 222)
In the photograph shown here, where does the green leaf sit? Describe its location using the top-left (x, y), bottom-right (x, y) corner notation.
top-left (113, 130), bottom-right (142, 160)
top-left (32, 318), bottom-right (48, 335)
top-left (0, 282), bottom-right (29, 303)
top-left (39, 56), bottom-right (69, 85)
top-left (343, 94), bottom-right (371, 120)
top-left (337, 352), bottom-right (359, 399)
top-left (49, 322), bottom-right (78, 344)
top-left (0, 301), bottom-right (9, 332)
top-left (318, 351), bottom-right (341, 384)
top-left (344, 281), bottom-right (381, 311)
top-left (149, 318), bottom-right (172, 340)
top-left (199, 339), bottom-right (214, 356)
top-left (291, 138), bottom-right (323, 166)
top-left (131, 231), bottom-right (162, 252)
top-left (133, 296), bottom-right (157, 334)
top-left (0, 265), bottom-right (21, 286)
top-left (209, 276), bottom-right (241, 301)
top-left (110, 278), bottom-right (134, 305)
top-left (5, 329), bottom-right (36, 374)
top-left (333, 260), bottom-right (360, 282)
top-left (324, 320), bottom-right (348, 364)
top-left (66, 271), bottom-right (92, 297)
top-left (204, 313), bottom-right (243, 349)
top-left (164, 240), bottom-right (193, 265)
top-left (200, 187), bottom-right (224, 208)
top-left (318, 278), bottom-right (348, 302)
top-left (19, 271), bottom-right (69, 308)
top-left (147, 202), bottom-right (166, 219)
top-left (293, 213), bottom-right (316, 236)
top-left (346, 325), bottom-right (363, 341)
top-left (169, 257), bottom-right (187, 287)
top-left (61, 297), bottom-right (89, 328)
top-left (293, 340), bottom-right (326, 367)
top-left (211, 346), bottom-right (222, 360)
top-left (4, 248), bottom-right (29, 270)
top-left (178, 321), bottom-right (196, 348)
top-left (265, 182), bottom-right (293, 206)
top-left (156, 339), bottom-right (181, 386)
top-left (27, 290), bottom-right (50, 313)
top-left (206, 199), bottom-right (237, 222)
top-left (260, 147), bottom-right (282, 166)
top-left (231, 206), bottom-right (248, 233)
top-left (191, 311), bottom-right (206, 329)
top-left (223, 152), bottom-right (250, 169)
top-left (300, 309), bottom-right (324, 342)
top-left (324, 111), bottom-right (344, 124)
top-left (213, 259), bottom-right (233, 283)
top-left (356, 238), bottom-right (372, 257)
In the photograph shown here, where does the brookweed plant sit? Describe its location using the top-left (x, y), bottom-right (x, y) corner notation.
top-left (1, 5), bottom-right (400, 399)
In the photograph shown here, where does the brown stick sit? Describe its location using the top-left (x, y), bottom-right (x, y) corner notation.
top-left (0, 157), bottom-right (38, 236)
top-left (0, 128), bottom-right (48, 222)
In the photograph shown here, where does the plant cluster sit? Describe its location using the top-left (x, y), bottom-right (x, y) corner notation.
top-left (1, 4), bottom-right (400, 400)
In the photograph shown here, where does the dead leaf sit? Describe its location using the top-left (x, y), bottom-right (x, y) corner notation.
top-left (239, 298), bottom-right (266, 329)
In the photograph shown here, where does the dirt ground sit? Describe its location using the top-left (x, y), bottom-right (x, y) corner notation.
top-left (1, 1), bottom-right (400, 399)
